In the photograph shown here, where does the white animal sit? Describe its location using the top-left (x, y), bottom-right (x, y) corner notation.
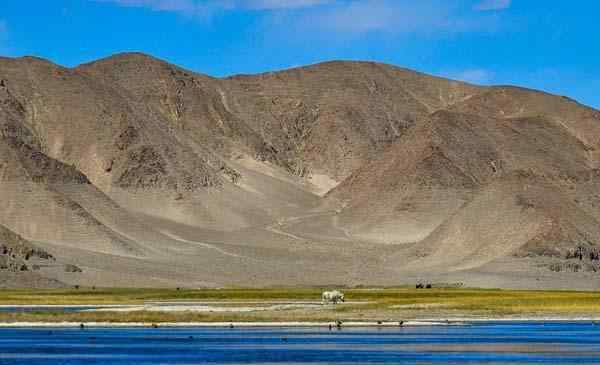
top-left (322, 290), bottom-right (345, 304)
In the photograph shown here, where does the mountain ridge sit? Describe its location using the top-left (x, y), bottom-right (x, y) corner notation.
top-left (1, 52), bottom-right (600, 289)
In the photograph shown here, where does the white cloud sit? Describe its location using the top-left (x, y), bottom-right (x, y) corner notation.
top-left (97, 0), bottom-right (330, 14)
top-left (96, 0), bottom-right (208, 17)
top-left (474, 0), bottom-right (511, 11)
top-left (443, 69), bottom-right (494, 84)
top-left (281, 0), bottom-right (496, 36)
top-left (308, 0), bottom-right (408, 34)
top-left (240, 0), bottom-right (332, 10)
top-left (97, 0), bottom-right (507, 36)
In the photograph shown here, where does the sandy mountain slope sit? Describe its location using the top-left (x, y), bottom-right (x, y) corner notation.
top-left (329, 95), bottom-right (600, 281)
top-left (1, 53), bottom-right (600, 288)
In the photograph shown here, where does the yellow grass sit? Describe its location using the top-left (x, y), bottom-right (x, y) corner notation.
top-left (0, 287), bottom-right (599, 322)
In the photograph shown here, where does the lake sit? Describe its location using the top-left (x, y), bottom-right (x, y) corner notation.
top-left (0, 322), bottom-right (598, 364)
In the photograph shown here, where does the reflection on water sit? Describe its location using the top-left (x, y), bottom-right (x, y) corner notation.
top-left (0, 322), bottom-right (599, 364)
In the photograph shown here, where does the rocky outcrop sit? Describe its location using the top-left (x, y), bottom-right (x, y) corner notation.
top-left (0, 225), bottom-right (54, 272)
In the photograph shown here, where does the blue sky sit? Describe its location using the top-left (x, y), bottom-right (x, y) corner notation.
top-left (0, 0), bottom-right (598, 108)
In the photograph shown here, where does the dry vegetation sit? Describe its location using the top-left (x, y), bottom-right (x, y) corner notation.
top-left (1, 288), bottom-right (600, 323)
top-left (0, 288), bottom-right (323, 304)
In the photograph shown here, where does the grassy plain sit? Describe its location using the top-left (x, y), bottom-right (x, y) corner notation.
top-left (1, 287), bottom-right (600, 323)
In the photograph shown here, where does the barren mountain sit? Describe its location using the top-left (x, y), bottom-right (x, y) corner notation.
top-left (1, 52), bottom-right (599, 289)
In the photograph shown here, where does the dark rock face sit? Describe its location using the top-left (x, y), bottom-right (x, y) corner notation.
top-left (63, 264), bottom-right (82, 273)
top-left (0, 225), bottom-right (54, 272)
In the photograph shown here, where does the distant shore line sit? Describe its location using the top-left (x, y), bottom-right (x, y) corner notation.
top-left (0, 321), bottom-right (435, 328)
top-left (1, 318), bottom-right (600, 328)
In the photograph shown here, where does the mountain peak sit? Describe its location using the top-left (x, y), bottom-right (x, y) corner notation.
top-left (1, 52), bottom-right (599, 288)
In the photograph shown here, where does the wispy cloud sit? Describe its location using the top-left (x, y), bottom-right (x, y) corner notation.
top-left (96, 0), bottom-right (208, 17)
top-left (274, 0), bottom-right (502, 37)
top-left (97, 0), bottom-right (507, 36)
top-left (442, 69), bottom-right (495, 84)
top-left (474, 0), bottom-right (511, 11)
top-left (295, 0), bottom-right (447, 34)
top-left (239, 0), bottom-right (332, 10)
top-left (97, 0), bottom-right (330, 14)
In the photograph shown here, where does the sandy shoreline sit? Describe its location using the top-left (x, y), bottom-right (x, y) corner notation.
top-left (0, 321), bottom-right (449, 328)
top-left (0, 318), bottom-right (599, 328)
top-left (0, 302), bottom-right (367, 313)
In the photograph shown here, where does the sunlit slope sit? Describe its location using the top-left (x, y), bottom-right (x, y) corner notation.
top-left (1, 53), bottom-right (599, 288)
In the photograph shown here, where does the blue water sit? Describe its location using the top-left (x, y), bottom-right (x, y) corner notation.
top-left (0, 322), bottom-right (599, 364)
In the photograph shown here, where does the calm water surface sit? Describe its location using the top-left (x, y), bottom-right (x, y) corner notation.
top-left (0, 322), bottom-right (599, 364)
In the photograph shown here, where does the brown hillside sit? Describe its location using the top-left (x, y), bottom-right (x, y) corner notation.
top-left (1, 53), bottom-right (599, 288)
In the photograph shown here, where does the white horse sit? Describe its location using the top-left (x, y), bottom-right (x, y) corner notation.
top-left (322, 290), bottom-right (345, 304)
